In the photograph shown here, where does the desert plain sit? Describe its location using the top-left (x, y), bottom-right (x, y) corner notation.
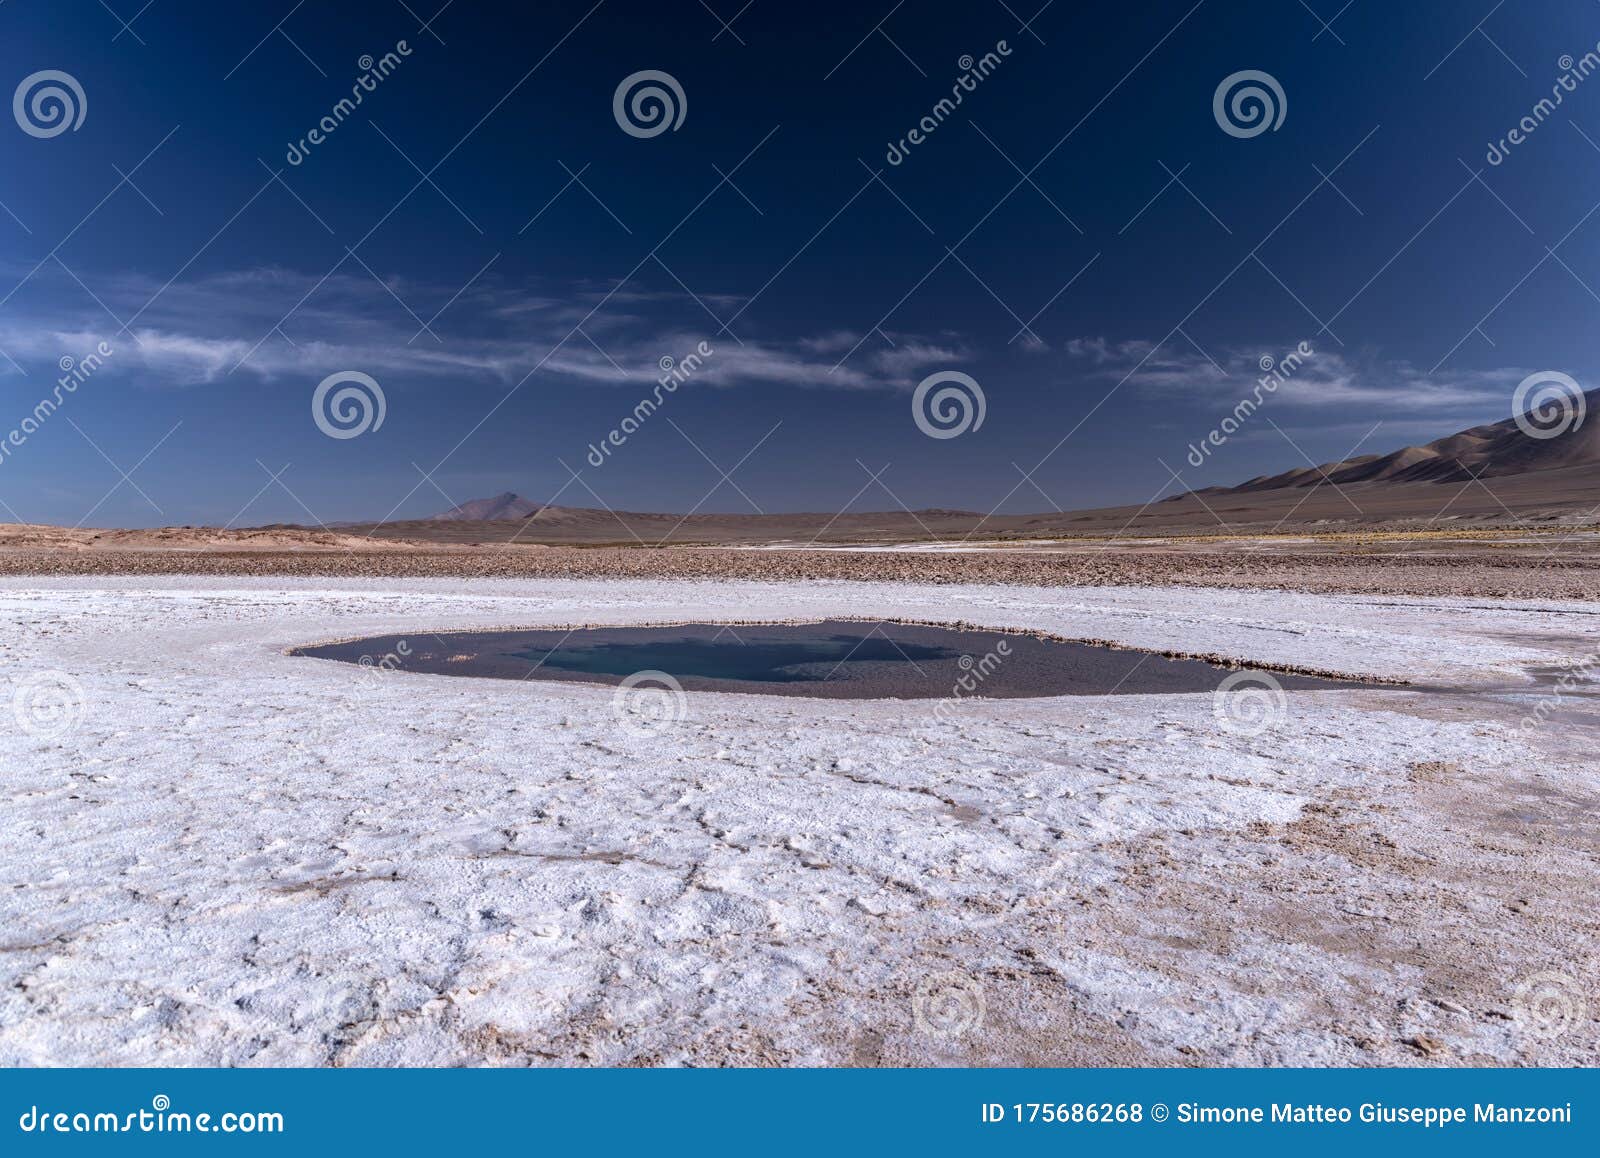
top-left (1, 500), bottom-right (1597, 1065)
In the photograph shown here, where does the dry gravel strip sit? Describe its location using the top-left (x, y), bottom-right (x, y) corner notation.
top-left (2, 547), bottom-right (1598, 600)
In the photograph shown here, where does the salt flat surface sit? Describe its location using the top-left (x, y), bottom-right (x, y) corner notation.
top-left (2, 577), bottom-right (1597, 1066)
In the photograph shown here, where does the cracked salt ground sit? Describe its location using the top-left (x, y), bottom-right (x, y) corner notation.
top-left (1, 576), bottom-right (1597, 1066)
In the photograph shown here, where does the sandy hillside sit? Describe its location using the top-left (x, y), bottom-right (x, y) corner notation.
top-left (0, 523), bottom-right (474, 553)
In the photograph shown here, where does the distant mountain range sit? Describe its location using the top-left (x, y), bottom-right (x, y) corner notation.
top-left (1188, 388), bottom-right (1598, 497)
top-left (429, 492), bottom-right (544, 521)
top-left (396, 393), bottom-right (1599, 541)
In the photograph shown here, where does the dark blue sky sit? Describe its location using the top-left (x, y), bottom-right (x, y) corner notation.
top-left (1, 0), bottom-right (1597, 526)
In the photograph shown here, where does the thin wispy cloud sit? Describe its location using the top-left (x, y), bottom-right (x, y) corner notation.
top-left (1064, 336), bottom-right (1532, 421)
top-left (0, 264), bottom-right (960, 393)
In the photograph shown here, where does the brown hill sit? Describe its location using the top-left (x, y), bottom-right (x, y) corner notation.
top-left (429, 491), bottom-right (543, 521)
top-left (1201, 389), bottom-right (1599, 495)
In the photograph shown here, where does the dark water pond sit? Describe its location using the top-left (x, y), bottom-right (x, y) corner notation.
top-left (291, 620), bottom-right (1373, 700)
